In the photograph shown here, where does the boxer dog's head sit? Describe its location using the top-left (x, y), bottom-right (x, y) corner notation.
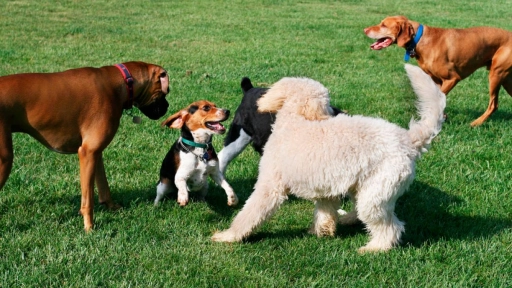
top-left (127, 62), bottom-right (170, 120)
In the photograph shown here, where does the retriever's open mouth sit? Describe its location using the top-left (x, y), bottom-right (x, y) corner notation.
top-left (370, 37), bottom-right (393, 50)
top-left (206, 121), bottom-right (226, 134)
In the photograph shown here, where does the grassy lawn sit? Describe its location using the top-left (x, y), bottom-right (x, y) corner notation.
top-left (1, 0), bottom-right (511, 286)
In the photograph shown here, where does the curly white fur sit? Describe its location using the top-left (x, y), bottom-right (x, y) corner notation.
top-left (212, 64), bottom-right (446, 253)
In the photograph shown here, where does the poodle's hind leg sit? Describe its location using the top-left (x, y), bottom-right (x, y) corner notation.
top-left (212, 181), bottom-right (287, 242)
top-left (356, 175), bottom-right (411, 253)
top-left (309, 197), bottom-right (341, 237)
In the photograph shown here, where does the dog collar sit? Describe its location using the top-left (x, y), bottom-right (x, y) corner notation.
top-left (404, 24), bottom-right (423, 61)
top-left (180, 137), bottom-right (210, 149)
top-left (179, 137), bottom-right (213, 162)
top-left (114, 63), bottom-right (134, 109)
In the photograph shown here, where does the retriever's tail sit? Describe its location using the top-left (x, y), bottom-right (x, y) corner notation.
top-left (405, 64), bottom-right (446, 154)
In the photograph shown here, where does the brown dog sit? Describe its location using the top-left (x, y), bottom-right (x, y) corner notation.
top-left (364, 15), bottom-right (512, 126)
top-left (0, 61), bottom-right (170, 231)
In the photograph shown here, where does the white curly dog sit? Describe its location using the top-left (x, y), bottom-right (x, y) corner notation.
top-left (212, 64), bottom-right (446, 253)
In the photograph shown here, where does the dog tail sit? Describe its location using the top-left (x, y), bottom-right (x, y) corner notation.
top-left (405, 64), bottom-right (446, 155)
top-left (241, 77), bottom-right (254, 92)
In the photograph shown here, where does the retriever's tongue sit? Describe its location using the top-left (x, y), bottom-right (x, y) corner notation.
top-left (370, 38), bottom-right (392, 50)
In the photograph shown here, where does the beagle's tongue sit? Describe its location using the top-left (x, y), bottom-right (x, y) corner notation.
top-left (370, 38), bottom-right (393, 50)
top-left (207, 122), bottom-right (226, 133)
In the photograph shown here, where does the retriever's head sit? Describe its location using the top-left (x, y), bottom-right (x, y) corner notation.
top-left (257, 77), bottom-right (332, 121)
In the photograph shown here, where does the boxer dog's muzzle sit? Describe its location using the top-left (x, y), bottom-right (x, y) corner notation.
top-left (138, 96), bottom-right (170, 120)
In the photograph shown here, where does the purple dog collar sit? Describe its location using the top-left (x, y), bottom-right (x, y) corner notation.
top-left (114, 63), bottom-right (134, 109)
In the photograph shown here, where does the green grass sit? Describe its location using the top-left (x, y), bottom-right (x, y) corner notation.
top-left (1, 0), bottom-right (511, 286)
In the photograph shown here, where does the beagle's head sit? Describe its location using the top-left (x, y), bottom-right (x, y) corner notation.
top-left (161, 100), bottom-right (230, 135)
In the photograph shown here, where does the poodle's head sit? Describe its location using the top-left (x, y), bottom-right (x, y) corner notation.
top-left (257, 77), bottom-right (332, 121)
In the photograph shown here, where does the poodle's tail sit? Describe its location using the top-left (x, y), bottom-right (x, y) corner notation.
top-left (405, 64), bottom-right (446, 155)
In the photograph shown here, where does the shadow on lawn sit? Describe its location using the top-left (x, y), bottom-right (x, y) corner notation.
top-left (199, 178), bottom-right (511, 248)
top-left (395, 180), bottom-right (511, 248)
top-left (446, 107), bottom-right (512, 124)
top-left (5, 175), bottom-right (508, 248)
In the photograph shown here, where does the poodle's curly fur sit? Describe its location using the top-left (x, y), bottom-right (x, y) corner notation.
top-left (212, 64), bottom-right (446, 253)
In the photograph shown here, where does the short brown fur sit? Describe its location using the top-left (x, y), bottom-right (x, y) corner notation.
top-left (0, 61), bottom-right (170, 231)
top-left (365, 15), bottom-right (512, 126)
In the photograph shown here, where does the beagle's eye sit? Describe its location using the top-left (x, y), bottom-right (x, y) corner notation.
top-left (380, 23), bottom-right (386, 28)
top-left (202, 105), bottom-right (211, 112)
top-left (159, 71), bottom-right (167, 78)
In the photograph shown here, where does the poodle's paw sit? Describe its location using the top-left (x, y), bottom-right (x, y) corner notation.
top-left (308, 222), bottom-right (336, 237)
top-left (211, 230), bottom-right (241, 242)
top-left (357, 243), bottom-right (392, 254)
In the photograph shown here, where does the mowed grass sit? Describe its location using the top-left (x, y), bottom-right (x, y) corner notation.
top-left (0, 0), bottom-right (511, 286)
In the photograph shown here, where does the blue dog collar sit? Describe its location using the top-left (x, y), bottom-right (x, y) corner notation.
top-left (404, 24), bottom-right (424, 61)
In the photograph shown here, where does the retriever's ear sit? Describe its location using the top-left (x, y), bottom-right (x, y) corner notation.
top-left (396, 20), bottom-right (414, 48)
top-left (161, 109), bottom-right (189, 129)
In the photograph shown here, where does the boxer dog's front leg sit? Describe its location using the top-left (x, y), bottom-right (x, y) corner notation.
top-left (95, 155), bottom-right (120, 210)
top-left (78, 144), bottom-right (99, 232)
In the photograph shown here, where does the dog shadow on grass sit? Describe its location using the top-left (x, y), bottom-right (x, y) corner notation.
top-left (199, 178), bottom-right (511, 247)
top-left (31, 176), bottom-right (508, 247)
top-left (446, 107), bottom-right (512, 124)
top-left (391, 180), bottom-right (511, 248)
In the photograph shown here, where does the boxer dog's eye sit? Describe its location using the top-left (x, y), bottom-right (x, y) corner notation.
top-left (203, 105), bottom-right (211, 112)
top-left (159, 71), bottom-right (167, 78)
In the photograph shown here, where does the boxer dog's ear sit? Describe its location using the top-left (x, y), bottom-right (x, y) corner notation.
top-left (159, 70), bottom-right (169, 95)
top-left (161, 109), bottom-right (189, 129)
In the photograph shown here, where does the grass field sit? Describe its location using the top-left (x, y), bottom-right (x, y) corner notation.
top-left (1, 0), bottom-right (511, 287)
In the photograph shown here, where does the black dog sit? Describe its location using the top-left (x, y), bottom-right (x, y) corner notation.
top-left (218, 77), bottom-right (344, 174)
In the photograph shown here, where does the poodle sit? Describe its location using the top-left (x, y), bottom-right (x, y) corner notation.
top-left (212, 64), bottom-right (446, 253)
top-left (218, 77), bottom-right (344, 174)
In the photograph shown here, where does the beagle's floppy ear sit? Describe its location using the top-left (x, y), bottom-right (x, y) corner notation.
top-left (161, 109), bottom-right (189, 129)
top-left (396, 20), bottom-right (414, 48)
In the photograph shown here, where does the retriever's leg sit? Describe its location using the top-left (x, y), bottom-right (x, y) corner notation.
top-left (501, 73), bottom-right (512, 98)
top-left (212, 180), bottom-right (287, 242)
top-left (471, 50), bottom-right (512, 126)
top-left (0, 123), bottom-right (13, 190)
top-left (309, 197), bottom-right (340, 237)
top-left (439, 78), bottom-right (459, 95)
top-left (470, 80), bottom-right (501, 126)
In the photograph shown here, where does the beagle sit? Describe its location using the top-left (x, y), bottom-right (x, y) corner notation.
top-left (155, 100), bottom-right (238, 207)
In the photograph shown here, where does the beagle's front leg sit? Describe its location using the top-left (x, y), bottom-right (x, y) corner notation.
top-left (174, 154), bottom-right (197, 206)
top-left (209, 165), bottom-right (238, 206)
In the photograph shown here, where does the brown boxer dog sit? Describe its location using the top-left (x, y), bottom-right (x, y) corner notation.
top-left (0, 61), bottom-right (170, 231)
